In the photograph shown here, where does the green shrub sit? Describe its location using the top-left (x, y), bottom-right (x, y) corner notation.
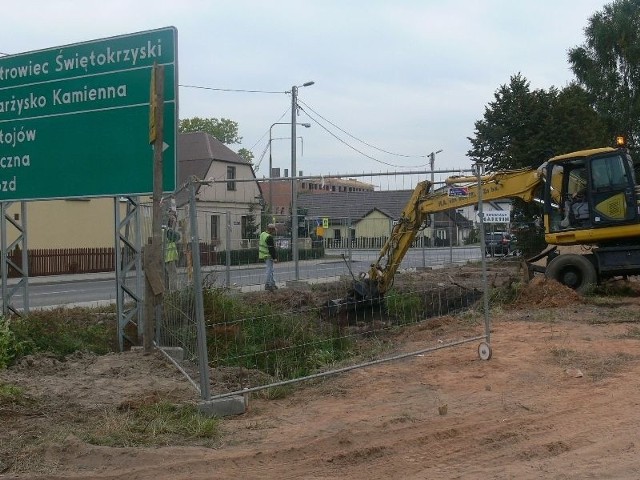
top-left (0, 317), bottom-right (26, 369)
top-left (202, 289), bottom-right (354, 380)
top-left (385, 291), bottom-right (424, 325)
top-left (6, 309), bottom-right (115, 364)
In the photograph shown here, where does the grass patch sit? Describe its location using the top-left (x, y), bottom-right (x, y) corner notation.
top-left (5, 308), bottom-right (116, 365)
top-left (618, 326), bottom-right (640, 339)
top-left (590, 280), bottom-right (639, 297)
top-left (85, 401), bottom-right (221, 447)
top-left (489, 281), bottom-right (526, 305)
top-left (253, 384), bottom-right (295, 400)
top-left (549, 347), bottom-right (635, 381)
top-left (189, 288), bottom-right (359, 381)
top-left (0, 382), bottom-right (26, 405)
top-left (385, 290), bottom-right (425, 325)
top-left (0, 317), bottom-right (26, 368)
top-left (586, 307), bottom-right (640, 324)
top-left (1, 401), bottom-right (221, 474)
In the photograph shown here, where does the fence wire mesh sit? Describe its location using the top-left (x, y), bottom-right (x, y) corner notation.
top-left (149, 171), bottom-right (513, 400)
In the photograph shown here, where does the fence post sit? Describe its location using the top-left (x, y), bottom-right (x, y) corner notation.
top-left (347, 216), bottom-right (352, 263)
top-left (189, 181), bottom-right (211, 400)
top-left (225, 211), bottom-right (232, 288)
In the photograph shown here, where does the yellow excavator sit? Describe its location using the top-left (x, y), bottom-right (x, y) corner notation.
top-left (330, 143), bottom-right (640, 312)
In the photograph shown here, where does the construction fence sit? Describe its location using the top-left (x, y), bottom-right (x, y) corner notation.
top-left (131, 170), bottom-right (525, 402)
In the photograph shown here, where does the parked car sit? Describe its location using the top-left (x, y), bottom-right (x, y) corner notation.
top-left (485, 232), bottom-right (513, 256)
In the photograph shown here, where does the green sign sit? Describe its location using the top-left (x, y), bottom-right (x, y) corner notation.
top-left (0, 27), bottom-right (177, 201)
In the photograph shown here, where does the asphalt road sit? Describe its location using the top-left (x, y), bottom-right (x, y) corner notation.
top-left (3, 246), bottom-right (485, 310)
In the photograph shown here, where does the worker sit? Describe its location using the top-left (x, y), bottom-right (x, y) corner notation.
top-left (560, 168), bottom-right (589, 228)
top-left (259, 224), bottom-right (278, 292)
top-left (165, 228), bottom-right (180, 291)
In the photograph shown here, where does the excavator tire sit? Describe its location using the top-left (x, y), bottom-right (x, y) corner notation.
top-left (545, 253), bottom-right (597, 294)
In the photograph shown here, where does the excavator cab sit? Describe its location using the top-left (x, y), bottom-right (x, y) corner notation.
top-left (543, 148), bottom-right (639, 243)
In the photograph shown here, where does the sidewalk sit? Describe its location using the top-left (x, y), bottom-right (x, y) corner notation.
top-left (7, 271), bottom-right (115, 286)
top-left (5, 256), bottom-right (348, 287)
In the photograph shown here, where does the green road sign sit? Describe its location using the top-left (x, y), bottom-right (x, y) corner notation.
top-left (0, 27), bottom-right (177, 201)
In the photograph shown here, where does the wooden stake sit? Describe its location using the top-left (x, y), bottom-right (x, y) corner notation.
top-left (144, 63), bottom-right (165, 353)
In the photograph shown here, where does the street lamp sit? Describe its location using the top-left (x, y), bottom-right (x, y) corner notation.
top-left (291, 81), bottom-right (314, 280)
top-left (269, 122), bottom-right (310, 212)
top-left (428, 149), bottom-right (443, 248)
top-left (272, 136), bottom-right (306, 156)
top-left (429, 149), bottom-right (443, 186)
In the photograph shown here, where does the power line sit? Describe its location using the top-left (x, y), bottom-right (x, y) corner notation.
top-left (248, 108), bottom-right (290, 152)
top-left (298, 99), bottom-right (428, 159)
top-left (179, 84), bottom-right (285, 94)
top-left (178, 82), bottom-right (433, 169)
top-left (299, 105), bottom-right (430, 169)
top-left (253, 142), bottom-right (270, 171)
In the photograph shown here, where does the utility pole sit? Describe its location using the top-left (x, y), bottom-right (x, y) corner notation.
top-left (291, 85), bottom-right (299, 280)
top-left (290, 81), bottom-right (314, 280)
top-left (428, 149), bottom-right (442, 247)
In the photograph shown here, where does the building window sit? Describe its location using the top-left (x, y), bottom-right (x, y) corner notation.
top-left (211, 215), bottom-right (220, 243)
top-left (227, 166), bottom-right (236, 191)
top-left (241, 215), bottom-right (248, 239)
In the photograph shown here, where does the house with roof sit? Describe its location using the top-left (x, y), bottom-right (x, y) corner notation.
top-left (258, 174), bottom-right (375, 218)
top-left (297, 189), bottom-right (474, 248)
top-left (176, 132), bottom-right (261, 250)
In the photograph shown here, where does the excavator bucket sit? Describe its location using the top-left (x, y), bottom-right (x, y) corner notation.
top-left (324, 277), bottom-right (383, 317)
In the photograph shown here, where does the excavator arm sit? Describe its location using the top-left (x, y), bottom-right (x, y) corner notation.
top-left (362, 168), bottom-right (545, 301)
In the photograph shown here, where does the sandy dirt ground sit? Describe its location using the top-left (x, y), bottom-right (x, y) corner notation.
top-left (2, 270), bottom-right (640, 480)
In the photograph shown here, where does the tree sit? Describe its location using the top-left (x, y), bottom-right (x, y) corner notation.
top-left (179, 117), bottom-right (254, 164)
top-left (178, 117), bottom-right (242, 144)
top-left (237, 148), bottom-right (255, 164)
top-left (467, 74), bottom-right (556, 171)
top-left (546, 83), bottom-right (610, 152)
top-left (244, 203), bottom-right (260, 240)
top-left (568, 0), bottom-right (640, 149)
top-left (467, 75), bottom-right (610, 254)
top-left (467, 75), bottom-right (610, 170)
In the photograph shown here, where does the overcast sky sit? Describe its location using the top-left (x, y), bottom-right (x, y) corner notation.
top-left (1, 0), bottom-right (609, 186)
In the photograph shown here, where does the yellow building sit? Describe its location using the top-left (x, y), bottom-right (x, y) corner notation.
top-left (3, 133), bottom-right (260, 250)
top-left (4, 198), bottom-right (120, 249)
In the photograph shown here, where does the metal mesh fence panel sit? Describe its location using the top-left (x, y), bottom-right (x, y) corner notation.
top-left (139, 182), bottom-right (211, 398)
top-left (152, 171), bottom-right (505, 400)
top-left (202, 273), bottom-right (492, 400)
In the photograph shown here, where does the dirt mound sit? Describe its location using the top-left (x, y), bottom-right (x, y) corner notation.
top-left (511, 276), bottom-right (582, 308)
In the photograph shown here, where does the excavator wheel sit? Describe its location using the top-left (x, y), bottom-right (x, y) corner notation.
top-left (545, 254), bottom-right (597, 294)
top-left (478, 342), bottom-right (492, 360)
